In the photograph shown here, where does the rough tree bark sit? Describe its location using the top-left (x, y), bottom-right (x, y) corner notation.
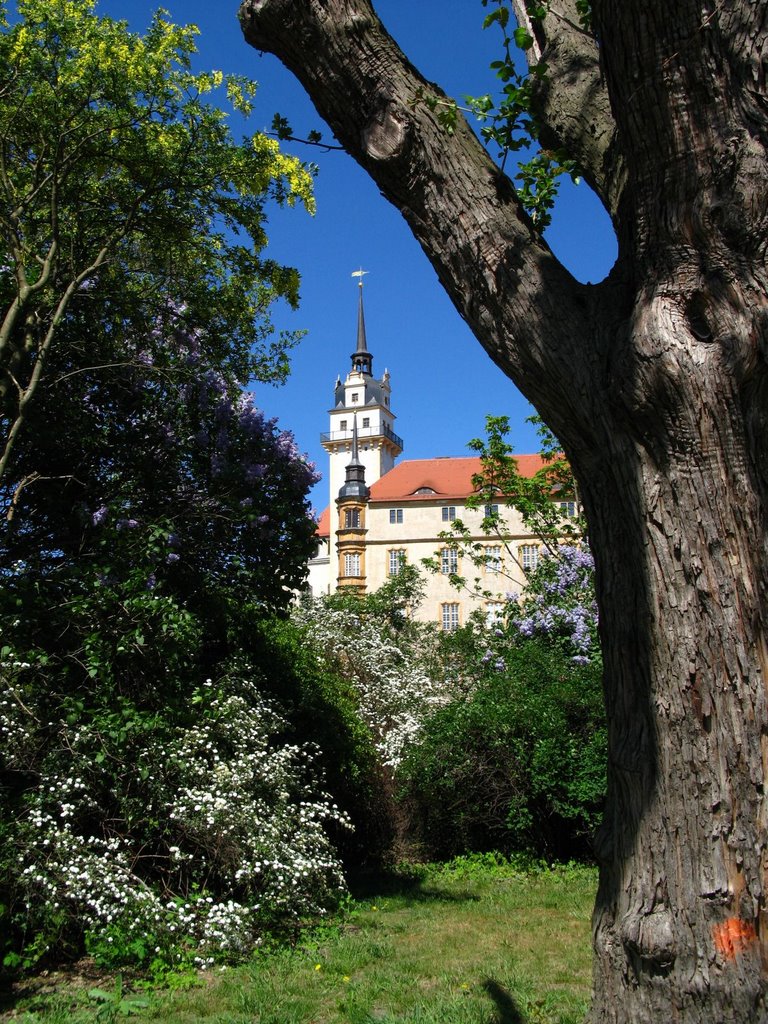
top-left (238, 1), bottom-right (768, 1020)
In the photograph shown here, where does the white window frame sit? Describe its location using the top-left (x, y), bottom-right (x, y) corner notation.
top-left (484, 503), bottom-right (500, 519)
top-left (520, 544), bottom-right (539, 572)
top-left (344, 552), bottom-right (361, 577)
top-left (559, 500), bottom-right (577, 518)
top-left (486, 602), bottom-right (504, 625)
top-left (441, 603), bottom-right (460, 632)
top-left (485, 545), bottom-right (502, 574)
top-left (389, 508), bottom-right (404, 524)
top-left (441, 547), bottom-right (458, 575)
top-left (441, 505), bottom-right (457, 522)
top-left (388, 549), bottom-right (406, 576)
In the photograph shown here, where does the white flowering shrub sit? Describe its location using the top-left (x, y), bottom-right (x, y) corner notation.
top-left (1, 664), bottom-right (350, 972)
top-left (293, 599), bottom-right (451, 768)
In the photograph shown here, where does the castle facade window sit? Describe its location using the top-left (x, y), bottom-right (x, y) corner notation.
top-left (441, 602), bottom-right (460, 632)
top-left (485, 545), bottom-right (502, 574)
top-left (344, 552), bottom-right (361, 577)
top-left (520, 543), bottom-right (539, 572)
top-left (388, 549), bottom-right (406, 576)
top-left (441, 547), bottom-right (458, 575)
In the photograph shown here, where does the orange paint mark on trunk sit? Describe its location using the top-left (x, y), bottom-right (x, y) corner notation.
top-left (713, 917), bottom-right (757, 959)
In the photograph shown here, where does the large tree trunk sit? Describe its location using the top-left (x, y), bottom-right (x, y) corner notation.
top-left (239, 1), bottom-right (768, 1019)
top-left (583, 382), bottom-right (768, 1020)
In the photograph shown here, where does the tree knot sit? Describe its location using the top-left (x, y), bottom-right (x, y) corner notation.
top-left (620, 905), bottom-right (676, 970)
top-left (362, 96), bottom-right (410, 163)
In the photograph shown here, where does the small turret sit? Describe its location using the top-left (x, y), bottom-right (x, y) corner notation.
top-left (338, 415), bottom-right (370, 499)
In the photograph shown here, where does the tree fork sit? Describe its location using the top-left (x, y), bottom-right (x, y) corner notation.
top-left (239, 1), bottom-right (768, 1019)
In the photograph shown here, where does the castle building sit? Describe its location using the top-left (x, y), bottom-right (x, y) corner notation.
top-left (306, 279), bottom-right (551, 628)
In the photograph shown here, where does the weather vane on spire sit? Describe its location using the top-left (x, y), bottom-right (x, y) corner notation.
top-left (351, 268), bottom-right (369, 288)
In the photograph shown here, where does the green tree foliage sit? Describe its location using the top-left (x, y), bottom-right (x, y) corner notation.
top-left (0, 0), bottom-right (314, 483)
top-left (398, 640), bottom-right (606, 861)
top-left (411, 1), bottom-right (582, 227)
top-left (425, 414), bottom-right (582, 598)
top-left (0, 0), bottom-right (386, 977)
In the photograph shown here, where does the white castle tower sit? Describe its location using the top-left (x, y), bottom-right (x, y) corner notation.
top-left (321, 273), bottom-right (403, 509)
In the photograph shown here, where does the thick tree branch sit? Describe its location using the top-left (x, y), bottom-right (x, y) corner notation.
top-left (509, 0), bottom-right (626, 218)
top-left (239, 0), bottom-right (609, 444)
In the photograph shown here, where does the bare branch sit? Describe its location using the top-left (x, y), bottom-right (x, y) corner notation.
top-left (6, 471), bottom-right (84, 523)
top-left (265, 130), bottom-right (344, 152)
top-left (0, 201), bottom-right (144, 482)
top-left (50, 361), bottom-right (180, 386)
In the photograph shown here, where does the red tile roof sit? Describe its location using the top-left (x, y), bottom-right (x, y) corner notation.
top-left (368, 455), bottom-right (546, 502)
top-left (313, 455), bottom-right (549, 534)
top-left (316, 505), bottom-right (331, 537)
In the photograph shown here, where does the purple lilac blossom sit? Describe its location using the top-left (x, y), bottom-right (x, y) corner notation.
top-left (510, 544), bottom-right (598, 661)
top-left (116, 518), bottom-right (139, 531)
top-left (92, 506), bottom-right (108, 526)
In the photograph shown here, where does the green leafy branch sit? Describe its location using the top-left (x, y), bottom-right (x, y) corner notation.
top-left (269, 113), bottom-right (344, 152)
top-left (412, 1), bottom-right (589, 229)
top-left (423, 415), bottom-right (584, 600)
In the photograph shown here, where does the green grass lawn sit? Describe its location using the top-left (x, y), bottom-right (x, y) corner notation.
top-left (4, 857), bottom-right (596, 1024)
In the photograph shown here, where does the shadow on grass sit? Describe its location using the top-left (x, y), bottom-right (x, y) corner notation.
top-left (482, 978), bottom-right (525, 1024)
top-left (347, 867), bottom-right (480, 905)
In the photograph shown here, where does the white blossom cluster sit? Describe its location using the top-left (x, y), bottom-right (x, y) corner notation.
top-left (2, 671), bottom-right (351, 965)
top-left (293, 602), bottom-right (452, 767)
top-left (155, 677), bottom-right (351, 920)
top-left (0, 689), bottom-right (36, 764)
top-left (0, 657), bottom-right (39, 767)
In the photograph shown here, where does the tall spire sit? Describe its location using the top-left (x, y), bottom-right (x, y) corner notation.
top-left (350, 269), bottom-right (373, 375)
top-left (338, 415), bottom-right (370, 498)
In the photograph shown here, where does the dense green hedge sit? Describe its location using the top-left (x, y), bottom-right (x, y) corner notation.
top-left (398, 640), bottom-right (606, 861)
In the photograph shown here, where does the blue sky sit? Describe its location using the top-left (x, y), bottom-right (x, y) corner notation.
top-left (96, 1), bottom-right (617, 509)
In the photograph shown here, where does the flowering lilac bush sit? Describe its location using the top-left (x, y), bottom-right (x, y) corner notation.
top-left (509, 544), bottom-right (599, 664)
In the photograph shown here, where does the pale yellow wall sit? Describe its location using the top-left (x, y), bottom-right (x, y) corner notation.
top-left (306, 537), bottom-right (332, 596)
top-left (305, 498), bottom-right (551, 627)
top-left (365, 500), bottom-right (541, 626)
